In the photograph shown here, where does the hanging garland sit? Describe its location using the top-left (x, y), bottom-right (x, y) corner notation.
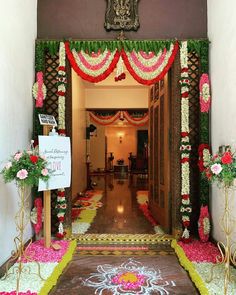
top-left (56, 42), bottom-right (67, 238)
top-left (32, 72), bottom-right (47, 108)
top-left (56, 189), bottom-right (67, 238)
top-left (123, 111), bottom-right (149, 126)
top-left (121, 42), bottom-right (179, 85)
top-left (65, 41), bottom-right (120, 83)
top-left (89, 111), bottom-right (149, 126)
top-left (89, 111), bottom-right (121, 125)
top-left (199, 74), bottom-right (211, 113)
top-left (179, 41), bottom-right (192, 243)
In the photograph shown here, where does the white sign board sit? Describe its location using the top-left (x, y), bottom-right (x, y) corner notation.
top-left (38, 136), bottom-right (71, 191)
top-left (38, 114), bottom-right (57, 126)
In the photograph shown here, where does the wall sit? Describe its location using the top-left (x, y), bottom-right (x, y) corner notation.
top-left (0, 1), bottom-right (37, 266)
top-left (85, 88), bottom-right (148, 109)
top-left (37, 0), bottom-right (207, 39)
top-left (208, 0), bottom-right (236, 243)
top-left (106, 126), bottom-right (147, 166)
top-left (90, 125), bottom-right (106, 171)
top-left (71, 70), bottom-right (87, 198)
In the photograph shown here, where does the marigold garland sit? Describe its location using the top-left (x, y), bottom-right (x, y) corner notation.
top-left (179, 41), bottom-right (192, 243)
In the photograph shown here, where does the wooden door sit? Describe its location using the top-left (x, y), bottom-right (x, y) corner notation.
top-left (149, 74), bottom-right (170, 232)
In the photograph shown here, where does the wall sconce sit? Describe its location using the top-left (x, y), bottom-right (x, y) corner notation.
top-left (117, 132), bottom-right (124, 144)
top-left (117, 202), bottom-right (124, 214)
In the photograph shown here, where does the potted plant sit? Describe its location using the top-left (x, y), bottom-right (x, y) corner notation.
top-left (117, 158), bottom-right (124, 165)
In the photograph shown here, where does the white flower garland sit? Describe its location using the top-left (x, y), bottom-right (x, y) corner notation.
top-left (58, 42), bottom-right (66, 132)
top-left (180, 41), bottom-right (191, 242)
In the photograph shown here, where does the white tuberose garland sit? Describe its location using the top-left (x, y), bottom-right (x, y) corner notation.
top-left (180, 41), bottom-right (192, 242)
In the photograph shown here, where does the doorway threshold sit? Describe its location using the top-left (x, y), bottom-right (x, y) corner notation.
top-left (74, 233), bottom-right (173, 245)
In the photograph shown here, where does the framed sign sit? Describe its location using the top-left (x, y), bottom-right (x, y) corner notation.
top-left (38, 114), bottom-right (57, 126)
top-left (38, 136), bottom-right (71, 191)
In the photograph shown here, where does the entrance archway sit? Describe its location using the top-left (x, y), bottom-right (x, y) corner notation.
top-left (33, 39), bottom-right (210, 243)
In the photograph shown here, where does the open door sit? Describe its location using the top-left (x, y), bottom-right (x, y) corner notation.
top-left (149, 74), bottom-right (170, 232)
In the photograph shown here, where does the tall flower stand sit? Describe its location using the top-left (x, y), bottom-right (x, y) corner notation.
top-left (208, 186), bottom-right (236, 295)
top-left (2, 184), bottom-right (44, 294)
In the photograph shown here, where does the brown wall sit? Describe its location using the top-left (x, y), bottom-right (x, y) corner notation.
top-left (37, 0), bottom-right (207, 39)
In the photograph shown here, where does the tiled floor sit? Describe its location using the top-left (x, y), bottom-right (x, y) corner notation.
top-left (86, 173), bottom-right (155, 234)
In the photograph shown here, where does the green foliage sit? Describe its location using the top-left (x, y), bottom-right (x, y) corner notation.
top-left (35, 42), bottom-right (45, 72)
top-left (1, 150), bottom-right (50, 188)
top-left (200, 113), bottom-right (209, 143)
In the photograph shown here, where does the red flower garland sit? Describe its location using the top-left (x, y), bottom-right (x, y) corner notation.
top-left (121, 42), bottom-right (179, 85)
top-left (65, 41), bottom-right (121, 83)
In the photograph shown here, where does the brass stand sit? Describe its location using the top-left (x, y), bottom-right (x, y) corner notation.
top-left (1, 185), bottom-right (44, 294)
top-left (208, 186), bottom-right (236, 295)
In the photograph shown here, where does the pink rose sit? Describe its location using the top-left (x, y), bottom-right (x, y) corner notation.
top-left (16, 169), bottom-right (28, 180)
top-left (41, 168), bottom-right (48, 176)
top-left (14, 152), bottom-right (22, 161)
top-left (211, 163), bottom-right (222, 175)
top-left (5, 162), bottom-right (12, 169)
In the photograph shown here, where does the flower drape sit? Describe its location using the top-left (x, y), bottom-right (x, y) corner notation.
top-left (89, 111), bottom-right (149, 126)
top-left (65, 41), bottom-right (179, 85)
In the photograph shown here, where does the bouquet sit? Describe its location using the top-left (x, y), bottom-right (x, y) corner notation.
top-left (1, 142), bottom-right (49, 187)
top-left (203, 146), bottom-right (236, 188)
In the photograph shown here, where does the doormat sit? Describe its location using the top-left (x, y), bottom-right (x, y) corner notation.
top-left (172, 239), bottom-right (236, 295)
top-left (0, 240), bottom-right (76, 295)
top-left (136, 191), bottom-right (165, 234)
top-left (72, 190), bottom-right (103, 234)
top-left (50, 253), bottom-right (198, 294)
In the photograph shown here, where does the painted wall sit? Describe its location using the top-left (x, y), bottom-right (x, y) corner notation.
top-left (208, 0), bottom-right (236, 243)
top-left (85, 88), bottom-right (148, 109)
top-left (106, 126), bottom-right (147, 166)
top-left (71, 70), bottom-right (87, 198)
top-left (0, 1), bottom-right (37, 266)
top-left (37, 0), bottom-right (207, 39)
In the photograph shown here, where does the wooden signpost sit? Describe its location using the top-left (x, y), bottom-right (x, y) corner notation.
top-left (43, 125), bottom-right (52, 248)
top-left (38, 115), bottom-right (71, 248)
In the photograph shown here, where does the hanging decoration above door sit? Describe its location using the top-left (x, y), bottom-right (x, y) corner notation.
top-left (65, 41), bottom-right (178, 85)
top-left (89, 110), bottom-right (149, 126)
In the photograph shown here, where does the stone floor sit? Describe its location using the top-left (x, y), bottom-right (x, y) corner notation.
top-left (86, 173), bottom-right (155, 234)
top-left (50, 250), bottom-right (198, 294)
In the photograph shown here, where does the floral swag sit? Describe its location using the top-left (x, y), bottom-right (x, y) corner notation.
top-left (89, 111), bottom-right (149, 126)
top-left (65, 41), bottom-right (179, 85)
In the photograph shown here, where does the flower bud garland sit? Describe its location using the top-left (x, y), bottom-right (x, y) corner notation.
top-left (56, 189), bottom-right (67, 239)
top-left (56, 42), bottom-right (67, 238)
top-left (32, 71), bottom-right (47, 108)
top-left (179, 41), bottom-right (192, 243)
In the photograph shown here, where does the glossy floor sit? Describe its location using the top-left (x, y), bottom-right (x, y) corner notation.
top-left (86, 173), bottom-right (154, 234)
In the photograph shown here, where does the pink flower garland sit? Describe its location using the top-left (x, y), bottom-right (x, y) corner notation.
top-left (199, 73), bottom-right (211, 113)
top-left (33, 197), bottom-right (42, 235)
